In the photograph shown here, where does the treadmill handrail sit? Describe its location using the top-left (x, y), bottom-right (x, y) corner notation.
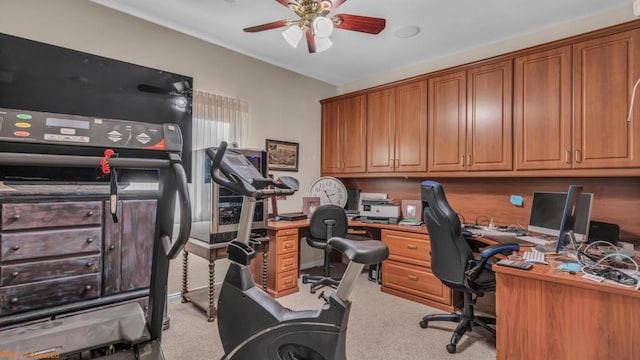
top-left (166, 158), bottom-right (191, 259)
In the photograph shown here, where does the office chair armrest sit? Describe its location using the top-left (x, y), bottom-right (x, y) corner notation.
top-left (479, 243), bottom-right (520, 259)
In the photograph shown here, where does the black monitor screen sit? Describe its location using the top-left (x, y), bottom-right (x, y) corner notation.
top-left (0, 32), bottom-right (193, 182)
top-left (528, 191), bottom-right (593, 241)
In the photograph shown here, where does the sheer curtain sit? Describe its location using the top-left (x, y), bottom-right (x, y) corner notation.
top-left (191, 91), bottom-right (249, 222)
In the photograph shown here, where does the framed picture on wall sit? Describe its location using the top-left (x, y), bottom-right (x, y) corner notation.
top-left (266, 139), bottom-right (299, 172)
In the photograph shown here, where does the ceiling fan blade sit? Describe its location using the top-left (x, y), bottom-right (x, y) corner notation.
top-left (305, 29), bottom-right (317, 53)
top-left (332, 14), bottom-right (386, 34)
top-left (243, 20), bottom-right (290, 33)
top-left (276, 0), bottom-right (299, 8)
top-left (329, 0), bottom-right (347, 9)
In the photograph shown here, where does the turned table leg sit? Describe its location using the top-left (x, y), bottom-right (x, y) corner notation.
top-left (207, 261), bottom-right (217, 322)
top-left (181, 250), bottom-right (189, 303)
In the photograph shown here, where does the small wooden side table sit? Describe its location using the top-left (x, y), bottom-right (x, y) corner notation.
top-left (181, 235), bottom-right (268, 322)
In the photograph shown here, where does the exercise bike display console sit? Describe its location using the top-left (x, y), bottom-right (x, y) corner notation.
top-left (207, 142), bottom-right (389, 360)
top-left (0, 108), bottom-right (191, 359)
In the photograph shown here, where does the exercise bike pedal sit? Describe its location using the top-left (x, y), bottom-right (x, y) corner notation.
top-left (318, 290), bottom-right (329, 304)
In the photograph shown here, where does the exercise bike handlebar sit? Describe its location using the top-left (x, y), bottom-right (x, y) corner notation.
top-left (206, 141), bottom-right (299, 198)
top-left (166, 157), bottom-right (192, 259)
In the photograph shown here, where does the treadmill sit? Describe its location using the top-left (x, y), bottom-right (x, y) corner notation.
top-left (0, 107), bottom-right (191, 359)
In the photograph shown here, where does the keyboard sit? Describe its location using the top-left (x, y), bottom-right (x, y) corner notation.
top-left (515, 235), bottom-right (554, 246)
top-left (522, 250), bottom-right (547, 264)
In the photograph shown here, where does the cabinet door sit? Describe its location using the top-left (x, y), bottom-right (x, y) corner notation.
top-left (573, 29), bottom-right (640, 168)
top-left (103, 200), bottom-right (122, 295)
top-left (428, 71), bottom-right (467, 171)
top-left (341, 95), bottom-right (367, 173)
top-left (321, 100), bottom-right (342, 174)
top-left (121, 200), bottom-right (157, 291)
top-left (367, 88), bottom-right (396, 172)
top-left (395, 81), bottom-right (428, 172)
top-left (467, 59), bottom-right (513, 171)
top-left (514, 46), bottom-right (572, 170)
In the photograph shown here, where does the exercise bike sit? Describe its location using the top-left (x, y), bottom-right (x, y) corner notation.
top-left (206, 142), bottom-right (389, 360)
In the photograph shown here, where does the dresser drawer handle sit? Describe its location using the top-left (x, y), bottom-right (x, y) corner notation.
top-left (85, 285), bottom-right (93, 291)
top-left (86, 262), bottom-right (94, 267)
top-left (10, 297), bottom-right (19, 304)
top-left (11, 245), bottom-right (20, 251)
top-left (109, 244), bottom-right (116, 250)
top-left (86, 238), bottom-right (94, 244)
top-left (86, 211), bottom-right (94, 217)
top-left (12, 214), bottom-right (20, 220)
top-left (407, 244), bottom-right (418, 250)
top-left (284, 279), bottom-right (293, 285)
top-left (11, 271), bottom-right (19, 277)
top-left (407, 275), bottom-right (418, 281)
top-left (283, 243), bottom-right (293, 249)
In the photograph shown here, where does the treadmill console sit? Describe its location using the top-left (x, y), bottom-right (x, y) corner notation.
top-left (0, 107), bottom-right (182, 151)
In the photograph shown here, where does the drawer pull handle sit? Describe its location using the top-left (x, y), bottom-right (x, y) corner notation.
top-left (407, 275), bottom-right (418, 281)
top-left (86, 262), bottom-right (94, 267)
top-left (285, 279), bottom-right (293, 285)
top-left (86, 211), bottom-right (94, 217)
top-left (11, 245), bottom-right (20, 251)
top-left (10, 297), bottom-right (18, 304)
top-left (11, 271), bottom-right (19, 277)
top-left (12, 214), bottom-right (20, 220)
top-left (86, 238), bottom-right (94, 244)
top-left (85, 285), bottom-right (93, 291)
top-left (407, 244), bottom-right (418, 250)
top-left (284, 243), bottom-right (293, 249)
top-left (109, 244), bottom-right (116, 250)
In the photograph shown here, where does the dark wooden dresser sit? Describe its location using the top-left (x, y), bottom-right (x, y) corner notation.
top-left (0, 184), bottom-right (157, 321)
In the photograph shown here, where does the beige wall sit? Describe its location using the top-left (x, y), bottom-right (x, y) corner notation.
top-left (0, 0), bottom-right (335, 294)
top-left (340, 6), bottom-right (636, 94)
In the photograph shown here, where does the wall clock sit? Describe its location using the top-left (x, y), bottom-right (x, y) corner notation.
top-left (308, 176), bottom-right (348, 208)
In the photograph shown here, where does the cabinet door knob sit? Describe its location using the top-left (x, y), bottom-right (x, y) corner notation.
top-left (86, 211), bottom-right (94, 217)
top-left (85, 285), bottom-right (93, 291)
top-left (86, 262), bottom-right (93, 267)
top-left (12, 214), bottom-right (20, 220)
top-left (11, 245), bottom-right (20, 251)
top-left (11, 271), bottom-right (19, 277)
top-left (86, 238), bottom-right (94, 243)
top-left (10, 297), bottom-right (19, 304)
top-left (109, 244), bottom-right (116, 250)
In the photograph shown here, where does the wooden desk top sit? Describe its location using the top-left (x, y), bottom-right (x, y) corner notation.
top-left (267, 219), bottom-right (428, 235)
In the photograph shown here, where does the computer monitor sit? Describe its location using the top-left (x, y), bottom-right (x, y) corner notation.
top-left (555, 185), bottom-right (584, 253)
top-left (528, 190), bottom-right (594, 242)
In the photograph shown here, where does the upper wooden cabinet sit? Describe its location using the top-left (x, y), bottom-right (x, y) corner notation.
top-left (573, 28), bottom-right (640, 168)
top-left (367, 81), bottom-right (427, 173)
top-left (429, 60), bottom-right (513, 172)
top-left (321, 95), bottom-right (367, 174)
top-left (514, 46), bottom-right (573, 170)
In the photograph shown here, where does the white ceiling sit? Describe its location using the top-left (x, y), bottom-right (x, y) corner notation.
top-left (91, 0), bottom-right (631, 86)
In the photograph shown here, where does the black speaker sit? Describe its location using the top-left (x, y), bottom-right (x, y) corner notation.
top-left (346, 189), bottom-right (360, 211)
top-left (587, 221), bottom-right (620, 245)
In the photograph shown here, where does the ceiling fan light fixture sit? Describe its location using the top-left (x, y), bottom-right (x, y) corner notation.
top-left (312, 16), bottom-right (334, 38)
top-left (282, 25), bottom-right (303, 48)
top-left (315, 36), bottom-right (333, 53)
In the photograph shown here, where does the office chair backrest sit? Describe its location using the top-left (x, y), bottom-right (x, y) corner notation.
top-left (309, 205), bottom-right (348, 240)
top-left (421, 181), bottom-right (473, 287)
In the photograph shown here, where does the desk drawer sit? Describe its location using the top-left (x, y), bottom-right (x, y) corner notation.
top-left (382, 261), bottom-right (449, 304)
top-left (276, 252), bottom-right (298, 273)
top-left (276, 269), bottom-right (298, 292)
top-left (382, 230), bottom-right (430, 267)
top-left (1, 254), bottom-right (100, 286)
top-left (1, 201), bottom-right (102, 231)
top-left (0, 273), bottom-right (101, 315)
top-left (277, 229), bottom-right (298, 237)
top-left (1, 227), bottom-right (102, 261)
top-left (276, 235), bottom-right (298, 255)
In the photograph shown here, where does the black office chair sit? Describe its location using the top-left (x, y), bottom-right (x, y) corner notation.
top-left (419, 181), bottom-right (519, 354)
top-left (302, 204), bottom-right (349, 294)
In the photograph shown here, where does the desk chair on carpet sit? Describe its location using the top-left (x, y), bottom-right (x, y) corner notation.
top-left (419, 181), bottom-right (519, 354)
top-left (302, 204), bottom-right (348, 294)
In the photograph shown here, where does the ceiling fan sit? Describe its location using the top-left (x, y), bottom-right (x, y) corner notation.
top-left (243, 0), bottom-right (386, 53)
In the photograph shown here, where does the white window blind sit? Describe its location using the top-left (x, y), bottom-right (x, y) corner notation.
top-left (191, 91), bottom-right (249, 222)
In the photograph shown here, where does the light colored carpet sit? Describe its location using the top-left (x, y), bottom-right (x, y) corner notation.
top-left (162, 273), bottom-right (496, 359)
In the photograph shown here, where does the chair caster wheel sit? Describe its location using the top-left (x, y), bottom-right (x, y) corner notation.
top-left (302, 278), bottom-right (308, 284)
top-left (419, 320), bottom-right (428, 328)
top-left (446, 344), bottom-right (456, 354)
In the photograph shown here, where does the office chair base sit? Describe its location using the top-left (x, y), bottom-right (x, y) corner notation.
top-left (302, 275), bottom-right (341, 294)
top-left (420, 313), bottom-right (496, 354)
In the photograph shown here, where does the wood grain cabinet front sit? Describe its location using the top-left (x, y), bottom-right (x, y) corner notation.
top-left (381, 229), bottom-right (454, 312)
top-left (266, 228), bottom-right (299, 297)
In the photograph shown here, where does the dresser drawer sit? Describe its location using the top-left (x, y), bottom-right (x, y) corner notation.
top-left (276, 252), bottom-right (298, 273)
top-left (275, 269), bottom-right (298, 292)
top-left (276, 235), bottom-right (298, 255)
top-left (1, 201), bottom-right (102, 231)
top-left (1, 255), bottom-right (100, 286)
top-left (1, 227), bottom-right (102, 261)
top-left (382, 229), bottom-right (431, 267)
top-left (0, 273), bottom-right (101, 315)
top-left (382, 261), bottom-right (450, 304)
